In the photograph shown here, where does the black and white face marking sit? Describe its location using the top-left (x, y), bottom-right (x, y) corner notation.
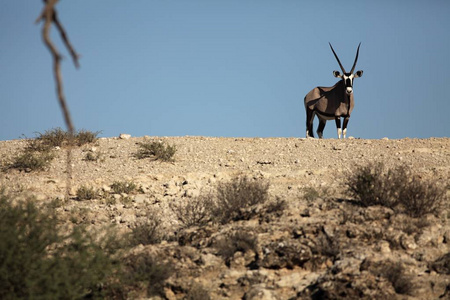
top-left (343, 73), bottom-right (355, 95)
top-left (333, 70), bottom-right (363, 95)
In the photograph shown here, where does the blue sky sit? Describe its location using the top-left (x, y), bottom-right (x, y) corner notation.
top-left (1, 0), bottom-right (449, 140)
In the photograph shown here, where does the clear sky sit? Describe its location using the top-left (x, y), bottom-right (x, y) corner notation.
top-left (1, 0), bottom-right (449, 140)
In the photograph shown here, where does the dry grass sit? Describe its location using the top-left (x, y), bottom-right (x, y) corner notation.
top-left (76, 185), bottom-right (97, 200)
top-left (110, 181), bottom-right (138, 194)
top-left (135, 140), bottom-right (176, 162)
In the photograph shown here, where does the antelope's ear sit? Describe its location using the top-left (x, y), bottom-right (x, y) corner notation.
top-left (333, 71), bottom-right (342, 78)
top-left (355, 70), bottom-right (363, 78)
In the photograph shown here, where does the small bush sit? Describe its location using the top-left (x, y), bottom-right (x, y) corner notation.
top-left (264, 197), bottom-right (287, 215)
top-left (83, 151), bottom-right (102, 162)
top-left (170, 195), bottom-right (214, 227)
top-left (130, 214), bottom-right (163, 246)
top-left (122, 253), bottom-right (173, 297)
top-left (75, 129), bottom-right (100, 146)
top-left (185, 283), bottom-right (211, 300)
top-left (9, 150), bottom-right (55, 172)
top-left (76, 185), bottom-right (97, 200)
top-left (397, 174), bottom-right (446, 218)
top-left (302, 187), bottom-right (320, 202)
top-left (381, 262), bottom-right (415, 295)
top-left (346, 162), bottom-right (399, 208)
top-left (135, 140), bottom-right (176, 162)
top-left (430, 252), bottom-right (450, 275)
top-left (212, 176), bottom-right (269, 224)
top-left (34, 127), bottom-right (69, 149)
top-left (27, 127), bottom-right (100, 150)
top-left (215, 230), bottom-right (258, 266)
top-left (111, 180), bottom-right (138, 194)
top-left (0, 190), bottom-right (120, 299)
top-left (346, 163), bottom-right (446, 217)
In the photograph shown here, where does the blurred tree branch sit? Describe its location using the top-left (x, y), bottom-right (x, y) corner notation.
top-left (36, 0), bottom-right (79, 199)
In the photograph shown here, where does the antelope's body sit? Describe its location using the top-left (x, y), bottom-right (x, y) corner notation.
top-left (304, 43), bottom-right (363, 139)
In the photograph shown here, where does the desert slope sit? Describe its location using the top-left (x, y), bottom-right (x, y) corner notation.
top-left (1, 136), bottom-right (449, 299)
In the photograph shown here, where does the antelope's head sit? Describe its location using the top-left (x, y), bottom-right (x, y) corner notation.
top-left (329, 43), bottom-right (363, 95)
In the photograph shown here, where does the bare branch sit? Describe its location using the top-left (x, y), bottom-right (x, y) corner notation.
top-left (37, 0), bottom-right (79, 200)
top-left (52, 8), bottom-right (80, 68)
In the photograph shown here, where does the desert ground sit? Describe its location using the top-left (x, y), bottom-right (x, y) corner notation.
top-left (1, 136), bottom-right (449, 299)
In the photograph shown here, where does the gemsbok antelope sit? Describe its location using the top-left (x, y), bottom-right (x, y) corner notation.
top-left (304, 43), bottom-right (363, 139)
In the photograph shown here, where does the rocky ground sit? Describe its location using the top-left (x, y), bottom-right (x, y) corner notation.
top-left (0, 136), bottom-right (449, 299)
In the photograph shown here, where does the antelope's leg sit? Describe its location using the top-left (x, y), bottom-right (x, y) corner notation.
top-left (343, 117), bottom-right (350, 138)
top-left (335, 117), bottom-right (342, 139)
top-left (317, 119), bottom-right (326, 139)
top-left (306, 109), bottom-right (315, 138)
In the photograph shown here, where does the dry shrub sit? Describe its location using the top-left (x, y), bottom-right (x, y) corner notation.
top-left (130, 213), bottom-right (163, 246)
top-left (9, 150), bottom-right (55, 172)
top-left (185, 283), bottom-right (210, 300)
top-left (264, 197), bottom-right (287, 215)
top-left (346, 163), bottom-right (446, 217)
top-left (430, 252), bottom-right (450, 275)
top-left (83, 151), bottom-right (101, 161)
top-left (122, 253), bottom-right (173, 297)
top-left (110, 181), bottom-right (137, 194)
top-left (215, 229), bottom-right (258, 266)
top-left (381, 262), bottom-right (415, 295)
top-left (170, 195), bottom-right (214, 228)
top-left (346, 162), bottom-right (399, 208)
top-left (74, 129), bottom-right (100, 146)
top-left (302, 187), bottom-right (320, 202)
top-left (28, 127), bottom-right (100, 150)
top-left (76, 185), bottom-right (97, 200)
top-left (212, 176), bottom-right (269, 224)
top-left (397, 173), bottom-right (447, 218)
top-left (135, 140), bottom-right (176, 162)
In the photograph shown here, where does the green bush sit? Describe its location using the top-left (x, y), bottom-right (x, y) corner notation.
top-left (212, 176), bottom-right (269, 224)
top-left (135, 140), bottom-right (176, 162)
top-left (0, 190), bottom-right (120, 299)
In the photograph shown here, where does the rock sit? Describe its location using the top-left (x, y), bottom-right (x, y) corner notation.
top-left (133, 194), bottom-right (147, 204)
top-left (184, 189), bottom-right (200, 198)
top-left (400, 234), bottom-right (417, 251)
top-left (119, 133), bottom-right (131, 139)
top-left (243, 287), bottom-right (277, 300)
top-left (376, 241), bottom-right (391, 254)
top-left (261, 239), bottom-right (312, 269)
top-left (431, 253), bottom-right (450, 274)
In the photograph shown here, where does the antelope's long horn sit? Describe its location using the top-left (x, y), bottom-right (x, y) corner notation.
top-left (350, 43), bottom-right (361, 73)
top-left (329, 42), bottom-right (346, 73)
